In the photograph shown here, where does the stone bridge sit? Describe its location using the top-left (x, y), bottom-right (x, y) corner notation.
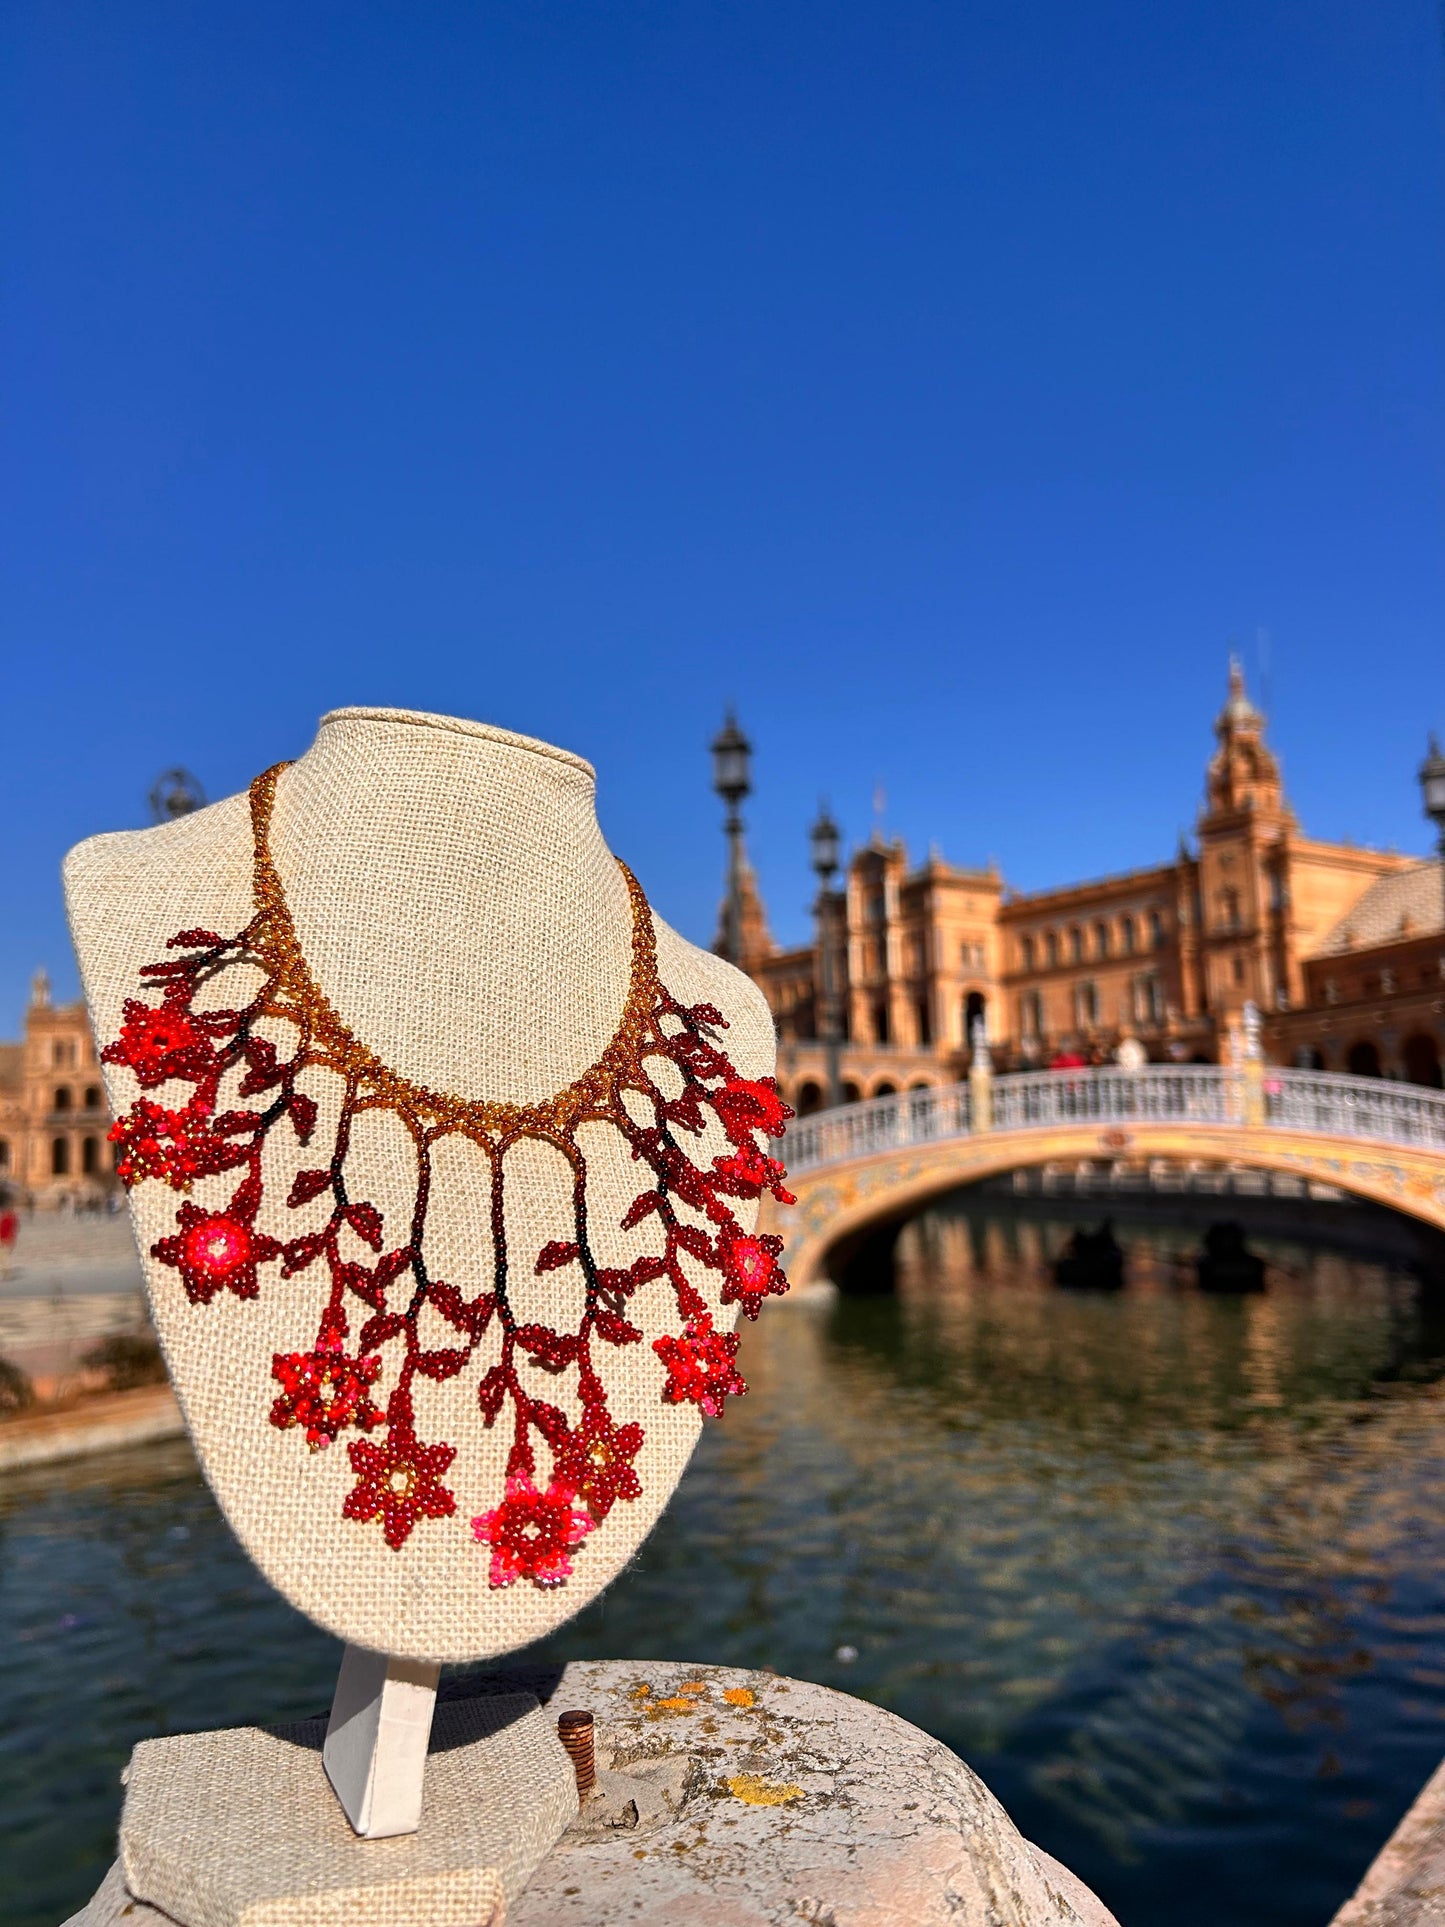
top-left (764, 1066), bottom-right (1445, 1287)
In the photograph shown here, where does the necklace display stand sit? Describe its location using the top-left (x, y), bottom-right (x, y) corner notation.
top-left (63, 710), bottom-right (784, 1927)
top-left (322, 1645), bottom-right (441, 1838)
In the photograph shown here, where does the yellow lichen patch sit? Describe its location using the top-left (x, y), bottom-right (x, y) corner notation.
top-left (722, 1687), bottom-right (755, 1708)
top-left (726, 1773), bottom-right (804, 1807)
top-left (650, 1696), bottom-right (697, 1715)
top-left (629, 1683), bottom-right (653, 1700)
top-left (678, 1681), bottom-right (708, 1697)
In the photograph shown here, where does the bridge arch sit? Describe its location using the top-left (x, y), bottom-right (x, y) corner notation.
top-left (767, 1069), bottom-right (1445, 1287)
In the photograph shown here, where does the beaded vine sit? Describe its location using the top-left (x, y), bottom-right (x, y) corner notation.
top-left (104, 765), bottom-right (794, 1589)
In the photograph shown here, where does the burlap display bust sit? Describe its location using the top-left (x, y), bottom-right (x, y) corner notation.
top-left (65, 708), bottom-right (778, 1663)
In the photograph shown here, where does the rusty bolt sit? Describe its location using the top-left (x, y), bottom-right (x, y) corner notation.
top-left (557, 1709), bottom-right (596, 1795)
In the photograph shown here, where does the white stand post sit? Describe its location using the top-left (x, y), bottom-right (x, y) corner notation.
top-left (322, 1643), bottom-right (442, 1839)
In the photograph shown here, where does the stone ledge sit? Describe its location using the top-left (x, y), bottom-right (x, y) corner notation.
top-left (0, 1383), bottom-right (183, 1469)
top-left (1330, 1755), bottom-right (1445, 1927)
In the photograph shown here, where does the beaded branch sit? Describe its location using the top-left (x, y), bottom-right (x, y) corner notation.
top-left (104, 765), bottom-right (794, 1589)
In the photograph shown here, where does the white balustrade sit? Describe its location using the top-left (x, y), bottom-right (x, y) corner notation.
top-left (782, 1066), bottom-right (1445, 1175)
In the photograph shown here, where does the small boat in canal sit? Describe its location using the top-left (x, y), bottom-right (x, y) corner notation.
top-left (1053, 1221), bottom-right (1126, 1291)
top-left (1197, 1220), bottom-right (1267, 1294)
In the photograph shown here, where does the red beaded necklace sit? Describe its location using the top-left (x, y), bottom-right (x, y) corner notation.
top-left (104, 765), bottom-right (794, 1590)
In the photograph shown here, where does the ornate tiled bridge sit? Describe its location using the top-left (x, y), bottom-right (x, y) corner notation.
top-left (767, 1066), bottom-right (1445, 1286)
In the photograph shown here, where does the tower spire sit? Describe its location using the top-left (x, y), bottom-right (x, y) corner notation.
top-left (1204, 656), bottom-right (1281, 821)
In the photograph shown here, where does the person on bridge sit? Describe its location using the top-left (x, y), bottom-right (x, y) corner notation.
top-left (1114, 1032), bottom-right (1147, 1071)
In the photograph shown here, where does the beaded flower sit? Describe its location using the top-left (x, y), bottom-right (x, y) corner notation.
top-left (104, 764), bottom-right (794, 1588)
top-left (472, 1476), bottom-right (595, 1589)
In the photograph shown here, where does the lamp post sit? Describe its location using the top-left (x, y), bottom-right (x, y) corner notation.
top-left (809, 802), bottom-right (844, 1109)
top-left (1421, 735), bottom-right (1445, 926)
top-left (711, 714), bottom-right (752, 963)
top-left (149, 768), bottom-right (206, 823)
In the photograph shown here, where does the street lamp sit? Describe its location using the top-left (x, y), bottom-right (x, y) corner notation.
top-left (711, 714), bottom-right (752, 962)
top-left (810, 802), bottom-right (844, 1109)
top-left (149, 768), bottom-right (206, 823)
top-left (1421, 735), bottom-right (1445, 925)
top-left (809, 804), bottom-right (840, 884)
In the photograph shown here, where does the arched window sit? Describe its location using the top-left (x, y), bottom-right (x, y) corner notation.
top-left (53, 1087), bottom-right (72, 1113)
top-left (1150, 910), bottom-right (1166, 948)
top-left (84, 1085), bottom-right (103, 1111)
top-left (1020, 989), bottom-right (1043, 1040)
top-left (1133, 973), bottom-right (1165, 1026)
top-left (52, 1137), bottom-right (70, 1176)
top-left (915, 997), bottom-right (931, 1046)
top-left (1094, 922), bottom-right (1109, 959)
top-left (873, 1081), bottom-right (897, 1099)
top-left (1346, 1040), bottom-right (1382, 1078)
top-left (1403, 1033), bottom-right (1443, 1090)
top-left (1069, 927), bottom-right (1084, 962)
top-left (872, 998), bottom-right (890, 1045)
top-left (794, 1081), bottom-right (824, 1117)
top-left (0, 1139), bottom-right (9, 1169)
top-left (1020, 935), bottom-right (1036, 971)
top-left (842, 1080), bottom-right (863, 1104)
top-left (1121, 916), bottom-right (1136, 954)
top-left (82, 1136), bottom-right (100, 1175)
top-left (1045, 931), bottom-right (1059, 968)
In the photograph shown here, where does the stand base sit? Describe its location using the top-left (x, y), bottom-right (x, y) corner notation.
top-left (71, 1662), bottom-right (1119, 1927)
top-left (114, 1690), bottom-right (576, 1927)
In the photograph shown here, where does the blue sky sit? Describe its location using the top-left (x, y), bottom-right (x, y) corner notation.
top-left (3, 0), bottom-right (1442, 1028)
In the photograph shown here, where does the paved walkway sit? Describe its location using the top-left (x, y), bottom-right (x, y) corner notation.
top-left (0, 1210), bottom-right (143, 1298)
top-left (0, 1213), bottom-right (148, 1387)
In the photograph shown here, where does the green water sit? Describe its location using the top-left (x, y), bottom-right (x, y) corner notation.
top-left (4, 1206), bottom-right (1444, 1926)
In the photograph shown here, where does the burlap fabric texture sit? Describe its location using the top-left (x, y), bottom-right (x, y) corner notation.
top-left (64, 709), bottom-right (777, 1660)
top-left (118, 1692), bottom-right (576, 1927)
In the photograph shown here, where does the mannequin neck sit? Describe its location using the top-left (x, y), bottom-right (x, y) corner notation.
top-left (264, 708), bottom-right (633, 1104)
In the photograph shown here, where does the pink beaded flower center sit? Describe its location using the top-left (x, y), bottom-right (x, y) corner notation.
top-left (185, 1218), bottom-right (247, 1278)
top-left (103, 763), bottom-right (795, 1592)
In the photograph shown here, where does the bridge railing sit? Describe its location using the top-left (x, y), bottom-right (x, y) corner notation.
top-left (1264, 1068), bottom-right (1445, 1151)
top-left (989, 1066), bottom-right (1236, 1132)
top-left (783, 1064), bottom-right (1445, 1174)
top-left (783, 1082), bottom-right (972, 1173)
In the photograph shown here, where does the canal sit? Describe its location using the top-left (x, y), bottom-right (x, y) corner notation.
top-left (4, 1194), bottom-right (1445, 1927)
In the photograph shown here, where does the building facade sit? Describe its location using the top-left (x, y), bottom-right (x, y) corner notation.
top-left (0, 972), bottom-right (116, 1206)
top-left (730, 665), bottom-right (1443, 1112)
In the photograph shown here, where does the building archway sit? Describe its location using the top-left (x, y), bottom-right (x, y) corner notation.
top-left (794, 1080), bottom-right (824, 1117)
top-left (82, 1136), bottom-right (101, 1176)
top-left (1346, 1040), bottom-right (1382, 1078)
top-left (1294, 1046), bottom-right (1325, 1070)
top-left (842, 1080), bottom-right (862, 1104)
top-left (872, 1080), bottom-right (898, 1098)
top-left (964, 990), bottom-right (986, 1048)
top-left (1403, 1032), bottom-right (1443, 1090)
top-left (52, 1137), bottom-right (70, 1177)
